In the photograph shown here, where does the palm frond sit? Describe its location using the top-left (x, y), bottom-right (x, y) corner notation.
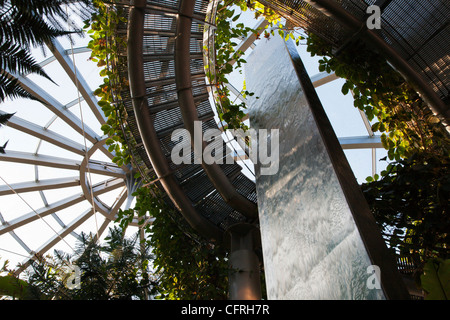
top-left (0, 71), bottom-right (40, 102)
top-left (0, 42), bottom-right (52, 80)
top-left (0, 111), bottom-right (14, 126)
top-left (0, 10), bottom-right (73, 49)
top-left (0, 0), bottom-right (93, 102)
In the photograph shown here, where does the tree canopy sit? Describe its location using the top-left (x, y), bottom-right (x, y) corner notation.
top-left (1, 227), bottom-right (155, 300)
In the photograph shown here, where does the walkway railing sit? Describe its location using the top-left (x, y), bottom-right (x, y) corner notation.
top-left (109, 0), bottom-right (258, 242)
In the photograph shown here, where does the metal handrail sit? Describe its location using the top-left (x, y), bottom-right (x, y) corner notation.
top-left (127, 0), bottom-right (223, 240)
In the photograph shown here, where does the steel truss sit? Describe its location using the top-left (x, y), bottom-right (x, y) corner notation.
top-left (0, 38), bottom-right (142, 275)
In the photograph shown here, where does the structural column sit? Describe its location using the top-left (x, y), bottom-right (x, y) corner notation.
top-left (226, 224), bottom-right (262, 300)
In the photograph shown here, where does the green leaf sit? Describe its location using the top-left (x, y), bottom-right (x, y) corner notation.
top-left (341, 82), bottom-right (349, 95)
top-left (421, 259), bottom-right (450, 300)
top-left (387, 148), bottom-right (394, 160)
top-left (0, 275), bottom-right (30, 299)
top-left (371, 122), bottom-right (380, 132)
top-left (98, 100), bottom-right (109, 108)
top-left (101, 124), bottom-right (110, 133)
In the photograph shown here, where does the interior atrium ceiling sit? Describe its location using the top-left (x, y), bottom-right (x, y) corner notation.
top-left (0, 6), bottom-right (386, 271)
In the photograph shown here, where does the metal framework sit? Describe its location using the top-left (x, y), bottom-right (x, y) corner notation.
top-left (258, 0), bottom-right (450, 126)
top-left (0, 37), bottom-right (142, 275)
top-left (122, 0), bottom-right (259, 243)
top-left (0, 0), bottom-right (435, 299)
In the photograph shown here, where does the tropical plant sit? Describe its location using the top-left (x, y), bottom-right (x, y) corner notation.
top-left (420, 258), bottom-right (450, 300)
top-left (0, 112), bottom-right (13, 153)
top-left (84, 0), bottom-right (131, 168)
top-left (117, 186), bottom-right (230, 300)
top-left (361, 152), bottom-right (449, 262)
top-left (0, 112), bottom-right (13, 126)
top-left (0, 0), bottom-right (92, 102)
top-left (306, 31), bottom-right (450, 297)
top-left (8, 227), bottom-right (157, 300)
top-left (306, 33), bottom-right (449, 161)
top-left (0, 0), bottom-right (94, 154)
top-left (0, 259), bottom-right (32, 300)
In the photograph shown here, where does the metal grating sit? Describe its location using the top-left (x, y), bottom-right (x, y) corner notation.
top-left (147, 0), bottom-right (179, 10)
top-left (144, 13), bottom-right (177, 33)
top-left (110, 0), bottom-right (258, 239)
top-left (377, 0), bottom-right (450, 99)
top-left (260, 0), bottom-right (450, 105)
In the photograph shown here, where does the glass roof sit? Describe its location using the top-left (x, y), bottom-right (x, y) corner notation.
top-left (0, 32), bottom-right (139, 270)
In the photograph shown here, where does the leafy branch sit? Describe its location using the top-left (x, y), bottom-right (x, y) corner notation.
top-left (116, 186), bottom-right (230, 299)
top-left (84, 0), bottom-right (131, 167)
top-left (306, 32), bottom-right (450, 288)
top-left (206, 0), bottom-right (303, 131)
top-left (307, 33), bottom-right (449, 162)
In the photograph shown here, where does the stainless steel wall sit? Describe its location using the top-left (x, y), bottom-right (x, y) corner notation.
top-left (246, 34), bottom-right (385, 299)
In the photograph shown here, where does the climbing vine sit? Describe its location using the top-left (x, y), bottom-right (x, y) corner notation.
top-left (306, 33), bottom-right (449, 162)
top-left (361, 153), bottom-right (449, 260)
top-left (84, 0), bottom-right (131, 167)
top-left (117, 186), bottom-right (230, 300)
top-left (207, 0), bottom-right (302, 130)
top-left (306, 32), bottom-right (450, 293)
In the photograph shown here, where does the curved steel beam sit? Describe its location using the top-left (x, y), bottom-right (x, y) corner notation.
top-left (175, 0), bottom-right (258, 220)
top-left (13, 207), bottom-right (95, 276)
top-left (79, 138), bottom-right (126, 218)
top-left (301, 0), bottom-right (450, 128)
top-left (128, 0), bottom-right (221, 241)
top-left (48, 39), bottom-right (106, 125)
top-left (8, 71), bottom-right (102, 143)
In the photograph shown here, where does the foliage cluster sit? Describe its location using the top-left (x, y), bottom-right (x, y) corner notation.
top-left (0, 0), bottom-right (93, 153)
top-left (0, 0), bottom-right (91, 102)
top-left (306, 32), bottom-right (450, 297)
top-left (117, 186), bottom-right (229, 300)
top-left (1, 186), bottom-right (230, 300)
top-left (420, 258), bottom-right (450, 300)
top-left (1, 227), bottom-right (155, 300)
top-left (84, 0), bottom-right (132, 168)
top-left (307, 33), bottom-right (449, 162)
top-left (362, 153), bottom-right (449, 260)
top-left (0, 265), bottom-right (30, 300)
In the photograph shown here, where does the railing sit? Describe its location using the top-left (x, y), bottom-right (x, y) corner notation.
top-left (103, 0), bottom-right (258, 242)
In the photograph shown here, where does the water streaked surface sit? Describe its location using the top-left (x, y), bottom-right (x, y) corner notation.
top-left (246, 35), bottom-right (385, 300)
